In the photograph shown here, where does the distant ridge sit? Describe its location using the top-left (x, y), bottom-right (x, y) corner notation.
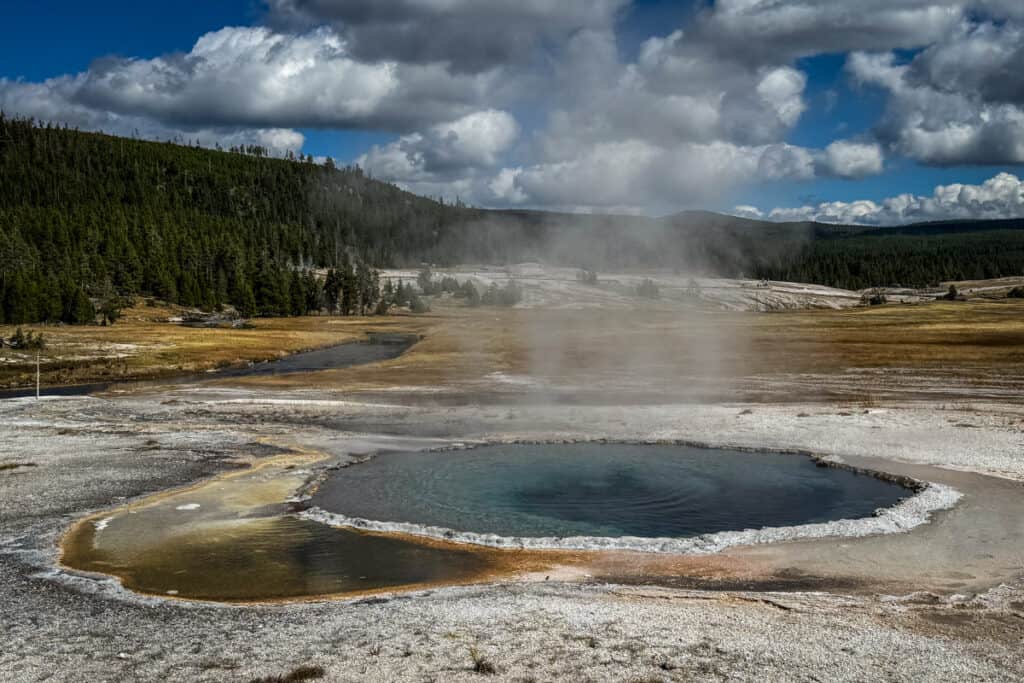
top-left (2, 116), bottom-right (1023, 323)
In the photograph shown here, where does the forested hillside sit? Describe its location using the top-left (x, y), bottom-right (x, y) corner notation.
top-left (753, 226), bottom-right (1024, 290)
top-left (0, 115), bottom-right (471, 324)
top-left (474, 210), bottom-right (1024, 289)
top-left (3, 115), bottom-right (1024, 325)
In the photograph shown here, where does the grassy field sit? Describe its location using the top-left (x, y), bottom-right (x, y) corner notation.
top-left (759, 300), bottom-right (1024, 369)
top-left (224, 299), bottom-right (1024, 403)
top-left (0, 303), bottom-right (427, 390)
top-left (2, 299), bottom-right (1022, 399)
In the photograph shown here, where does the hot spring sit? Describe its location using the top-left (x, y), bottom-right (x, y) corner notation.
top-left (312, 443), bottom-right (911, 543)
top-left (62, 443), bottom-right (920, 602)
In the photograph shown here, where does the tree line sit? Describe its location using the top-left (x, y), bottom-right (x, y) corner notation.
top-left (751, 230), bottom-right (1024, 290)
top-left (3, 113), bottom-right (1023, 324)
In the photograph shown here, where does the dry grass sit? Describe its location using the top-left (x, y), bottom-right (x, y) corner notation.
top-left (239, 299), bottom-right (1024, 400)
top-left (0, 462), bottom-right (37, 471)
top-left (248, 665), bottom-right (326, 683)
top-left (0, 302), bottom-right (426, 390)
top-left (469, 646), bottom-right (497, 675)
top-left (755, 300), bottom-right (1024, 370)
top-left (4, 299), bottom-right (1023, 400)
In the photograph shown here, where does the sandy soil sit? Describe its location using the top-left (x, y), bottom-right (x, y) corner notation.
top-left (3, 295), bottom-right (1024, 681)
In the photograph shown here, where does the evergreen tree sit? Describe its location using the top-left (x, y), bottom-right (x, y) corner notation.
top-left (636, 279), bottom-right (660, 299)
top-left (288, 269), bottom-right (305, 316)
top-left (340, 259), bottom-right (357, 316)
top-left (462, 281), bottom-right (481, 307)
top-left (63, 285), bottom-right (95, 324)
top-left (254, 256), bottom-right (287, 316)
top-left (356, 261), bottom-right (379, 314)
top-left (323, 269), bottom-right (340, 315)
top-left (302, 270), bottom-right (321, 314)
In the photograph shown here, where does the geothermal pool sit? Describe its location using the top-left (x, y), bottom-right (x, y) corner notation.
top-left (61, 443), bottom-right (915, 602)
top-left (313, 444), bottom-right (911, 541)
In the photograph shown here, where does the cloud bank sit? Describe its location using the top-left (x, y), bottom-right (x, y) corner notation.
top-left (1, 0), bottom-right (1023, 218)
top-left (734, 172), bottom-right (1024, 225)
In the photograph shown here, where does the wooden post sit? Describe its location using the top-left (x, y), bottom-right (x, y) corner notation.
top-left (36, 351), bottom-right (40, 400)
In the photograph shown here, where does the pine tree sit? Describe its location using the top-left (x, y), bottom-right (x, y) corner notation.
top-left (288, 269), bottom-right (305, 316)
top-left (63, 285), bottom-right (95, 324)
top-left (302, 270), bottom-right (321, 314)
top-left (340, 258), bottom-right (357, 316)
top-left (356, 261), bottom-right (379, 314)
top-left (323, 269), bottom-right (340, 314)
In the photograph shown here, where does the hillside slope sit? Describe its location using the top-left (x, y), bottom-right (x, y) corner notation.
top-left (2, 116), bottom-right (1023, 323)
top-left (0, 115), bottom-right (476, 323)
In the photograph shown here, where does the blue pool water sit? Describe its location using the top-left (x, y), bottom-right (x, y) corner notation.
top-left (314, 443), bottom-right (910, 539)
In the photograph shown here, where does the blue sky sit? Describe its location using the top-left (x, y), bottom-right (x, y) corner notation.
top-left (738, 50), bottom-right (1024, 212)
top-left (2, 1), bottom-right (1024, 223)
top-left (0, 2), bottom-right (258, 79)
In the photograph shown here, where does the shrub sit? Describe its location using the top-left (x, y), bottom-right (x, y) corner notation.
top-left (8, 327), bottom-right (46, 351)
top-left (461, 281), bottom-right (481, 307)
top-left (862, 290), bottom-right (887, 306)
top-left (248, 665), bottom-right (326, 683)
top-left (469, 647), bottom-right (496, 675)
top-left (481, 281), bottom-right (522, 306)
top-left (409, 294), bottom-right (431, 313)
top-left (636, 278), bottom-right (660, 299)
top-left (417, 267), bottom-right (441, 295)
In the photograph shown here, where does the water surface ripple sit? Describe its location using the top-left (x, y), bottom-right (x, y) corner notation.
top-left (314, 444), bottom-right (910, 539)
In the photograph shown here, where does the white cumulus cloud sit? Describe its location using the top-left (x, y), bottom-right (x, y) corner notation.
top-left (358, 109), bottom-right (519, 183)
top-left (0, 25), bottom-right (504, 146)
top-left (823, 140), bottom-right (885, 178)
top-left (2, 0), bottom-right (1022, 213)
top-left (848, 19), bottom-right (1024, 166)
top-left (734, 172), bottom-right (1024, 225)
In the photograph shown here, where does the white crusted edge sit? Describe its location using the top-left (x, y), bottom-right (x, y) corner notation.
top-left (298, 482), bottom-right (962, 555)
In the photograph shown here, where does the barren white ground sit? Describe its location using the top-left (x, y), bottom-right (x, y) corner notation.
top-left (2, 268), bottom-right (1024, 681)
top-left (2, 383), bottom-right (1024, 681)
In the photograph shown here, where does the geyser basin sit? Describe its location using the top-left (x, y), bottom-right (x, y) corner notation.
top-left (312, 444), bottom-right (912, 541)
top-left (61, 444), bottom-right (947, 603)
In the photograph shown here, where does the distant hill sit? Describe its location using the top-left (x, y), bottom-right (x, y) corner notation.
top-left (0, 114), bottom-right (474, 324)
top-left (659, 212), bottom-right (1024, 288)
top-left (459, 209), bottom-right (1024, 289)
top-left (2, 115), bottom-right (1023, 323)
